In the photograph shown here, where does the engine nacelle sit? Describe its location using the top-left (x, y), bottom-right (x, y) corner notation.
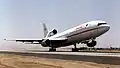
top-left (48, 29), bottom-right (57, 37)
top-left (52, 29), bottom-right (57, 35)
top-left (41, 39), bottom-right (50, 47)
top-left (87, 41), bottom-right (97, 47)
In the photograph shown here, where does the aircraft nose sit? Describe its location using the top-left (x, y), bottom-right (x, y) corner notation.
top-left (105, 25), bottom-right (110, 31)
top-left (99, 24), bottom-right (110, 32)
top-left (103, 24), bottom-right (110, 32)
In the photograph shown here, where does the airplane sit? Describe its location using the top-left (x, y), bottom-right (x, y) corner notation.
top-left (5, 20), bottom-right (110, 52)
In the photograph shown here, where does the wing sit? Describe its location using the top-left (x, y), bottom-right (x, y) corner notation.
top-left (4, 38), bottom-right (43, 44)
top-left (4, 38), bottom-right (67, 44)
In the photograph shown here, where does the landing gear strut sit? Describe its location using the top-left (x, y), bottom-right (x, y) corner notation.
top-left (49, 44), bottom-right (56, 52)
top-left (49, 48), bottom-right (56, 52)
top-left (72, 44), bottom-right (79, 52)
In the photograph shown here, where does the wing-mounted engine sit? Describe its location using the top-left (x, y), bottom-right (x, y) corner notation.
top-left (87, 40), bottom-right (96, 47)
top-left (47, 29), bottom-right (58, 37)
top-left (81, 39), bottom-right (97, 47)
top-left (41, 39), bottom-right (50, 47)
top-left (41, 38), bottom-right (68, 47)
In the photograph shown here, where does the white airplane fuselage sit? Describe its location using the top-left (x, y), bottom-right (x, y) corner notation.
top-left (47, 20), bottom-right (110, 48)
top-left (5, 20), bottom-right (110, 51)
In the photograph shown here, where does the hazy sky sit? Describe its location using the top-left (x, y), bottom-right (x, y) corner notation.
top-left (0, 0), bottom-right (120, 50)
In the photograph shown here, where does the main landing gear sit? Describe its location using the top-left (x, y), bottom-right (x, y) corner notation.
top-left (72, 44), bottom-right (79, 52)
top-left (48, 44), bottom-right (56, 52)
top-left (49, 47), bottom-right (56, 52)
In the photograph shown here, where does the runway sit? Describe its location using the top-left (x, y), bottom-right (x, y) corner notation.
top-left (27, 51), bottom-right (120, 57)
top-left (0, 50), bottom-right (120, 65)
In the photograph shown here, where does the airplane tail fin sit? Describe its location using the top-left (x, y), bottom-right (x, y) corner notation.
top-left (42, 23), bottom-right (48, 38)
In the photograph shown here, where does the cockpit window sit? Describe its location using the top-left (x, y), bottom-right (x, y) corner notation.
top-left (97, 23), bottom-right (107, 26)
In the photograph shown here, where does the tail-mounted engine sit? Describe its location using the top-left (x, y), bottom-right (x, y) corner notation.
top-left (47, 29), bottom-right (57, 37)
top-left (52, 29), bottom-right (57, 35)
top-left (41, 29), bottom-right (58, 47)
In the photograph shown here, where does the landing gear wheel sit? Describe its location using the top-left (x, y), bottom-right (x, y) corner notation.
top-left (72, 48), bottom-right (79, 52)
top-left (49, 48), bottom-right (56, 52)
top-left (72, 44), bottom-right (79, 52)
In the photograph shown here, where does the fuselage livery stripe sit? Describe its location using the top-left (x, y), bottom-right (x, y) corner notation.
top-left (67, 27), bottom-right (100, 38)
